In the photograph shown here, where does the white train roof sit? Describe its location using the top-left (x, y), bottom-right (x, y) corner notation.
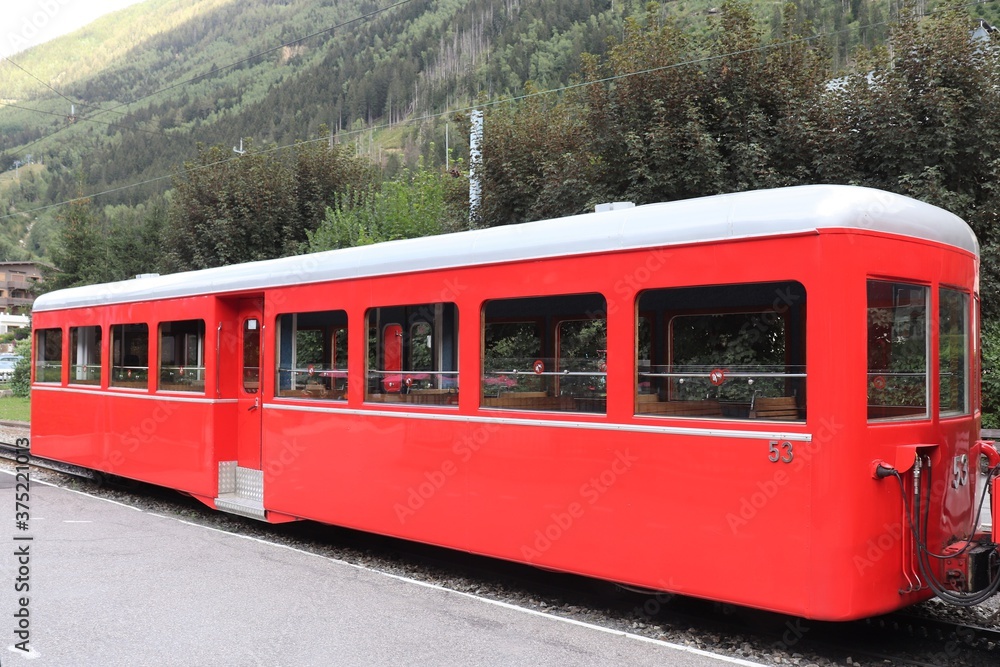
top-left (33, 185), bottom-right (978, 312)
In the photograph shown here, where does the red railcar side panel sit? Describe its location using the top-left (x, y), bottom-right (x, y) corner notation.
top-left (32, 389), bottom-right (220, 497)
top-left (29, 204), bottom-right (982, 621)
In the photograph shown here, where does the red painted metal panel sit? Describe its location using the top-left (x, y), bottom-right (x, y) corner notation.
top-left (32, 389), bottom-right (219, 497)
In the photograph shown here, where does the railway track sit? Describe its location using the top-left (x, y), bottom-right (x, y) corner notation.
top-left (0, 439), bottom-right (99, 480)
top-left (3, 436), bottom-right (998, 667)
top-left (867, 613), bottom-right (1000, 649)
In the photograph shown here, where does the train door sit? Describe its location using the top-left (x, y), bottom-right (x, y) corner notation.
top-left (236, 297), bottom-right (264, 469)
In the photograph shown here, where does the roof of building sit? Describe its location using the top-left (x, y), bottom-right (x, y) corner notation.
top-left (33, 185), bottom-right (979, 313)
top-left (0, 261), bottom-right (47, 270)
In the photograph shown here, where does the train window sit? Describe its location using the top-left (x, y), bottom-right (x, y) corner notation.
top-left (939, 288), bottom-right (969, 416)
top-left (69, 326), bottom-right (101, 385)
top-left (482, 294), bottom-right (607, 413)
top-left (975, 296), bottom-right (982, 413)
top-left (243, 319), bottom-right (260, 393)
top-left (867, 281), bottom-right (928, 420)
top-left (158, 320), bottom-right (206, 393)
top-left (34, 328), bottom-right (63, 384)
top-left (111, 323), bottom-right (149, 389)
top-left (636, 282), bottom-right (806, 421)
top-left (365, 303), bottom-right (458, 405)
top-left (276, 310), bottom-right (348, 400)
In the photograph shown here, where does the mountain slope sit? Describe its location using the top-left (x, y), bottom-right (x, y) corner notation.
top-left (1, 0), bottom-right (995, 261)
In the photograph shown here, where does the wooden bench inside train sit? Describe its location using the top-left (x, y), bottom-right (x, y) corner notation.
top-left (279, 383), bottom-right (347, 399)
top-left (748, 396), bottom-right (802, 420)
top-left (363, 388), bottom-right (459, 404)
top-left (482, 391), bottom-right (577, 411)
top-left (635, 395), bottom-right (724, 417)
top-left (635, 394), bottom-right (802, 419)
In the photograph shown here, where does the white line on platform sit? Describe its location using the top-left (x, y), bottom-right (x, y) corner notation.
top-left (6, 643), bottom-right (41, 659)
top-left (0, 469), bottom-right (143, 512)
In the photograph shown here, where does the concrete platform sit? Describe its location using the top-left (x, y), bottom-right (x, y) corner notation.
top-left (0, 472), bottom-right (763, 667)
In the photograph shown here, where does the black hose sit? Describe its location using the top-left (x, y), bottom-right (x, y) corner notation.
top-left (892, 463), bottom-right (1000, 607)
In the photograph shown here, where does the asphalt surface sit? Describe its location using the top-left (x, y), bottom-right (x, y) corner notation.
top-left (0, 472), bottom-right (765, 667)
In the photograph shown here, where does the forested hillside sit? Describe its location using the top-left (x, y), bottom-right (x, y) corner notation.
top-left (4, 0), bottom-right (989, 263)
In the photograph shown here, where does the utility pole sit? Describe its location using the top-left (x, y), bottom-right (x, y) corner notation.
top-left (469, 110), bottom-right (483, 223)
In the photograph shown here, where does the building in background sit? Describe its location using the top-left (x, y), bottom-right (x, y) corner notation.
top-left (0, 262), bottom-right (44, 315)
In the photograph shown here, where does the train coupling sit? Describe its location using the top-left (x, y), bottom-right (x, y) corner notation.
top-left (941, 541), bottom-right (997, 592)
top-left (931, 441), bottom-right (1000, 597)
top-left (968, 440), bottom-right (1000, 592)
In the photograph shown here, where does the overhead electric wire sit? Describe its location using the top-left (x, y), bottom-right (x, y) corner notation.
top-left (1, 57), bottom-right (128, 118)
top-left (0, 130), bottom-right (324, 222)
top-left (2, 0), bottom-right (994, 222)
top-left (0, 101), bottom-right (175, 139)
top-left (4, 58), bottom-right (83, 111)
top-left (0, 57), bottom-right (139, 155)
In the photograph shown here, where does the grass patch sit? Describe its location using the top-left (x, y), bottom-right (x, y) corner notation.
top-left (0, 395), bottom-right (30, 422)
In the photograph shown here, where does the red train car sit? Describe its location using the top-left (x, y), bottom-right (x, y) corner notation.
top-left (30, 185), bottom-right (1000, 620)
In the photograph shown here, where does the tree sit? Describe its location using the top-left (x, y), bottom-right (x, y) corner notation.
top-left (308, 161), bottom-right (468, 251)
top-left (835, 1), bottom-right (1000, 315)
top-left (105, 200), bottom-right (168, 279)
top-left (700, 1), bottom-right (846, 190)
top-left (476, 1), bottom-right (841, 222)
top-left (477, 85), bottom-right (595, 226)
top-left (581, 7), bottom-right (720, 204)
top-left (167, 138), bottom-right (377, 270)
top-left (292, 133), bottom-right (379, 249)
top-left (166, 142), bottom-right (296, 270)
top-left (46, 198), bottom-right (108, 291)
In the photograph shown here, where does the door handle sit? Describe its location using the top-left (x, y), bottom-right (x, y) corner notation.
top-left (248, 397), bottom-right (259, 411)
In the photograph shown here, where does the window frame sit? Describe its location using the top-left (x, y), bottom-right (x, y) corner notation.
top-left (365, 302), bottom-right (459, 405)
top-left (69, 325), bottom-right (102, 386)
top-left (866, 280), bottom-right (930, 422)
top-left (33, 327), bottom-right (63, 385)
top-left (158, 319), bottom-right (206, 394)
top-left (110, 323), bottom-right (150, 390)
top-left (635, 281), bottom-right (807, 422)
top-left (938, 286), bottom-right (970, 418)
top-left (275, 310), bottom-right (349, 401)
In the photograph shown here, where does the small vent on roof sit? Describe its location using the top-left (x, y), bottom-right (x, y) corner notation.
top-left (134, 273), bottom-right (160, 279)
top-left (595, 202), bottom-right (635, 213)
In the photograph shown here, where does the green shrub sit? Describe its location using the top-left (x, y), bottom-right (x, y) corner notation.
top-left (9, 338), bottom-right (31, 398)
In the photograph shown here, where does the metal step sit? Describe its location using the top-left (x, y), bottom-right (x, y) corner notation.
top-left (215, 461), bottom-right (266, 520)
top-left (214, 494), bottom-right (266, 520)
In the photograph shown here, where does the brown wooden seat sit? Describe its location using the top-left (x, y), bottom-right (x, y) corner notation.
top-left (483, 392), bottom-right (575, 411)
top-left (636, 399), bottom-right (723, 417)
top-left (407, 389), bottom-right (458, 405)
top-left (749, 396), bottom-right (801, 420)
